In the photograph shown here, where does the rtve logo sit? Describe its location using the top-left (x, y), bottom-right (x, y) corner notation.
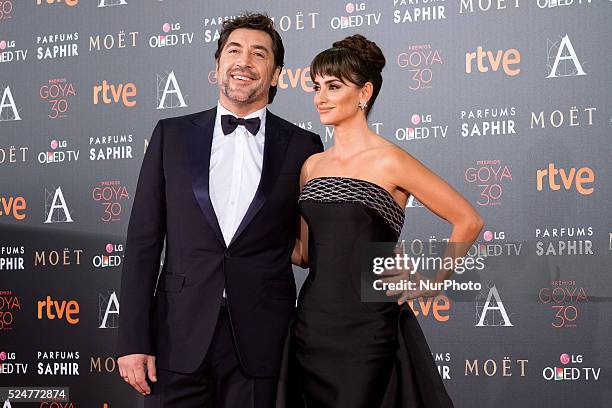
top-left (0, 194), bottom-right (26, 220)
top-left (536, 163), bottom-right (595, 196)
top-left (465, 47), bottom-right (520, 77)
top-left (36, 295), bottom-right (80, 324)
top-left (92, 80), bottom-right (137, 108)
top-left (36, 0), bottom-right (78, 7)
top-left (408, 295), bottom-right (451, 322)
top-left (278, 66), bottom-right (313, 93)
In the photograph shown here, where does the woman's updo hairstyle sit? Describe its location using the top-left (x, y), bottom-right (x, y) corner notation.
top-left (310, 34), bottom-right (385, 117)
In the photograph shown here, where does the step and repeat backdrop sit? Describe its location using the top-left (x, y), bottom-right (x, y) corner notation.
top-left (1, 0), bottom-right (611, 407)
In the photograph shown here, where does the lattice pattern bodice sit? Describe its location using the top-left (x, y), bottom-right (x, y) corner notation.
top-left (299, 177), bottom-right (405, 237)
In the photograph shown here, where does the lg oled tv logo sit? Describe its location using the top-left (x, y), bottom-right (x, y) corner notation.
top-left (538, 0), bottom-right (594, 9)
top-left (149, 22), bottom-right (194, 48)
top-left (543, 353), bottom-right (600, 382)
top-left (330, 2), bottom-right (381, 30)
top-left (395, 113), bottom-right (448, 142)
top-left (0, 351), bottom-right (27, 375)
top-left (98, 0), bottom-right (126, 7)
top-left (92, 243), bottom-right (123, 268)
top-left (38, 139), bottom-right (80, 165)
top-left (0, 38), bottom-right (28, 63)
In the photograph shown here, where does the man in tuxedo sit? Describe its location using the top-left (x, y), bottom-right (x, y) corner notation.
top-left (116, 13), bottom-right (323, 407)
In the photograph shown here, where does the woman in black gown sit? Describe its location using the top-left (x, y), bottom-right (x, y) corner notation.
top-left (279, 35), bottom-right (484, 407)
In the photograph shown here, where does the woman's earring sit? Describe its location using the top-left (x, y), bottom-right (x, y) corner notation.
top-left (358, 100), bottom-right (368, 111)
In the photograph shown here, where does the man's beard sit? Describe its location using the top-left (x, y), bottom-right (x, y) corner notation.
top-left (220, 70), bottom-right (267, 106)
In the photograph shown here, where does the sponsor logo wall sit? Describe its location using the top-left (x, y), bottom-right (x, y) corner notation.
top-left (1, 1), bottom-right (610, 406)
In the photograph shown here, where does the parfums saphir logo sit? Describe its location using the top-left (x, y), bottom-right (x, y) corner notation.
top-left (36, 33), bottom-right (79, 60)
top-left (393, 0), bottom-right (446, 24)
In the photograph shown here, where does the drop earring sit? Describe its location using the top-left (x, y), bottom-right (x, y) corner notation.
top-left (358, 100), bottom-right (368, 111)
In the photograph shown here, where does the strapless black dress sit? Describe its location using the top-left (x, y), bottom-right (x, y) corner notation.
top-left (277, 177), bottom-right (454, 408)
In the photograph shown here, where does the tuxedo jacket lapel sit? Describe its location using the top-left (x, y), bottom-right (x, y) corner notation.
top-left (229, 111), bottom-right (290, 247)
top-left (187, 107), bottom-right (226, 248)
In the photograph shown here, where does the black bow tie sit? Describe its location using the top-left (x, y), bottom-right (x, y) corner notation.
top-left (221, 114), bottom-right (261, 136)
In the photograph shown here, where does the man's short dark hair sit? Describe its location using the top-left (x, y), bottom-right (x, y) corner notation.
top-left (215, 12), bottom-right (285, 104)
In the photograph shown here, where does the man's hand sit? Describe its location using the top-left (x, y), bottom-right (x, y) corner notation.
top-left (117, 354), bottom-right (157, 395)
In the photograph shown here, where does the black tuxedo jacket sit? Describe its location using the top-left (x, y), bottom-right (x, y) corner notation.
top-left (116, 107), bottom-right (323, 376)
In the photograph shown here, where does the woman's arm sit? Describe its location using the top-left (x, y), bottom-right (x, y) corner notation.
top-left (386, 147), bottom-right (485, 301)
top-left (291, 215), bottom-right (309, 268)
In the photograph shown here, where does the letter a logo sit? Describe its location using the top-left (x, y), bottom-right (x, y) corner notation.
top-left (156, 71), bottom-right (187, 109)
top-left (44, 186), bottom-right (74, 223)
top-left (475, 285), bottom-right (513, 327)
top-left (546, 35), bottom-right (587, 78)
top-left (99, 291), bottom-right (120, 328)
top-left (0, 86), bottom-right (22, 122)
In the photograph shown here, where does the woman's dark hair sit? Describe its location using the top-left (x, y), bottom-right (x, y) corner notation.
top-left (215, 12), bottom-right (285, 104)
top-left (310, 34), bottom-right (385, 117)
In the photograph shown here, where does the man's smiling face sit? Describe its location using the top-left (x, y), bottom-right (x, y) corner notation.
top-left (216, 28), bottom-right (280, 110)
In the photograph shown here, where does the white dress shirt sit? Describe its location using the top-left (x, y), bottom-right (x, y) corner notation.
top-left (210, 102), bottom-right (266, 297)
